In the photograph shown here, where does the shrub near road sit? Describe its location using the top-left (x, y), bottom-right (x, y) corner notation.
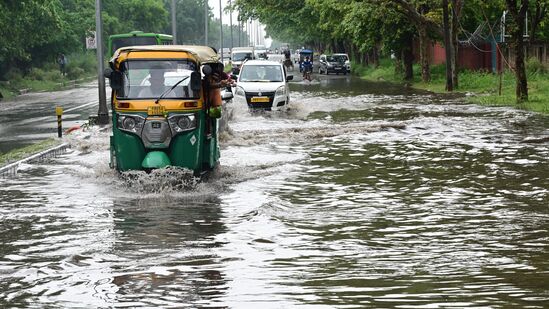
top-left (0, 52), bottom-right (97, 99)
top-left (355, 58), bottom-right (549, 114)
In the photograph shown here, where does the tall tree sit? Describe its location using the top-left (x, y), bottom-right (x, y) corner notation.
top-left (505, 0), bottom-right (529, 102)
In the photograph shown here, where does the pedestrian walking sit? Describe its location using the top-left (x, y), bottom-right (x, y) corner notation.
top-left (57, 53), bottom-right (67, 76)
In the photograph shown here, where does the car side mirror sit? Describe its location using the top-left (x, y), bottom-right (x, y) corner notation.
top-left (222, 91), bottom-right (233, 101)
top-left (230, 74), bottom-right (238, 80)
top-left (286, 75), bottom-right (293, 81)
top-left (190, 71), bottom-right (201, 92)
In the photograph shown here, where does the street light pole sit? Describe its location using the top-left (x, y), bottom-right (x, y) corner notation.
top-left (95, 0), bottom-right (108, 125)
top-left (219, 0), bottom-right (223, 63)
top-left (229, 0), bottom-right (233, 51)
top-left (205, 0), bottom-right (208, 45)
top-left (171, 0), bottom-right (177, 44)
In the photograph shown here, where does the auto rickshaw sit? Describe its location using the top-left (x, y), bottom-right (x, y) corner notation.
top-left (104, 45), bottom-right (232, 175)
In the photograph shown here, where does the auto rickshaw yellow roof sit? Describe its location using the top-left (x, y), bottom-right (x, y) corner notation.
top-left (111, 45), bottom-right (220, 63)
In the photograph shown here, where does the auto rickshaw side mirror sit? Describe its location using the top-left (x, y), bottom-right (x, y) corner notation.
top-left (103, 67), bottom-right (113, 78)
top-left (106, 70), bottom-right (123, 91)
top-left (190, 71), bottom-right (201, 92)
top-left (202, 64), bottom-right (213, 76)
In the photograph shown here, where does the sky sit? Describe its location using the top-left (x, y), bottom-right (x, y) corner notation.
top-left (208, 0), bottom-right (271, 47)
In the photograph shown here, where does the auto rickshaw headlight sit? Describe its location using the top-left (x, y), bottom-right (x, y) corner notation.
top-left (123, 117), bottom-right (136, 130)
top-left (168, 114), bottom-right (197, 134)
top-left (117, 114), bottom-right (145, 135)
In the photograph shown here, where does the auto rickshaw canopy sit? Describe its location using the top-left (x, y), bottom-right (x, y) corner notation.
top-left (110, 45), bottom-right (220, 66)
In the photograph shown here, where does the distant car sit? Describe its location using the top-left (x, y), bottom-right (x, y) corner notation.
top-left (231, 46), bottom-right (255, 74)
top-left (233, 60), bottom-right (293, 111)
top-left (319, 54), bottom-right (347, 75)
top-left (218, 47), bottom-right (231, 61)
top-left (266, 54), bottom-right (285, 63)
top-left (333, 53), bottom-right (351, 73)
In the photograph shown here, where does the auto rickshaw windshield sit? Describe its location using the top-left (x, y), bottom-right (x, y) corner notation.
top-left (117, 60), bottom-right (198, 100)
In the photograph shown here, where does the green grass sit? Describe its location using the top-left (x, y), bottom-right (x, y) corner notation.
top-left (355, 58), bottom-right (549, 114)
top-left (0, 51), bottom-right (97, 98)
top-left (0, 139), bottom-right (63, 167)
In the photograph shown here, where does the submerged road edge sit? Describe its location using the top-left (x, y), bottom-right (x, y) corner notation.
top-left (0, 143), bottom-right (70, 178)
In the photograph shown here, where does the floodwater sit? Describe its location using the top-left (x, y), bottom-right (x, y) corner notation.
top-left (0, 82), bottom-right (102, 154)
top-left (1, 74), bottom-right (548, 308)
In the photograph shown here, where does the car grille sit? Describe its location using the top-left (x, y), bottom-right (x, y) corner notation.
top-left (245, 91), bottom-right (275, 109)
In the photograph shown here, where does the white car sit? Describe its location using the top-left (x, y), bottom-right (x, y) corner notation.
top-left (234, 60), bottom-right (293, 111)
top-left (333, 53), bottom-right (351, 73)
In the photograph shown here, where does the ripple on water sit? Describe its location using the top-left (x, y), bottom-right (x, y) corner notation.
top-left (1, 81), bottom-right (549, 307)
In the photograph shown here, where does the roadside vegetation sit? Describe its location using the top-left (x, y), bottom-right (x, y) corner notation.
top-left (0, 0), bottom-right (248, 100)
top-left (354, 57), bottom-right (549, 114)
top-left (235, 0), bottom-right (546, 108)
top-left (0, 52), bottom-right (97, 99)
top-left (0, 139), bottom-right (63, 167)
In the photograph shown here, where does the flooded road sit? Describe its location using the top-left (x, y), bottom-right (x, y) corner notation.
top-left (0, 82), bottom-right (104, 154)
top-left (1, 74), bottom-right (548, 308)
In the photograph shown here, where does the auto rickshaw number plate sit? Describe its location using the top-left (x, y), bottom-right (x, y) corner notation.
top-left (251, 97), bottom-right (269, 103)
top-left (148, 105), bottom-right (165, 116)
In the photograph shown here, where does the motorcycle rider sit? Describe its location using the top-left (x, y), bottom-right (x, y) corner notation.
top-left (302, 56), bottom-right (313, 81)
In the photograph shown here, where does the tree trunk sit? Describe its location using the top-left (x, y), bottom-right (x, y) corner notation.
top-left (372, 46), bottom-right (380, 68)
top-left (506, 0), bottom-right (529, 102)
top-left (418, 23), bottom-right (431, 82)
top-left (443, 0), bottom-right (453, 91)
top-left (394, 51), bottom-right (403, 75)
top-left (451, 0), bottom-right (462, 88)
top-left (403, 35), bottom-right (414, 80)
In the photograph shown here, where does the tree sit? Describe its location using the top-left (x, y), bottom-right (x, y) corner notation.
top-left (505, 0), bottom-right (529, 102)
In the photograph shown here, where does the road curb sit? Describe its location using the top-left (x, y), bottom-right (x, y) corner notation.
top-left (0, 143), bottom-right (70, 178)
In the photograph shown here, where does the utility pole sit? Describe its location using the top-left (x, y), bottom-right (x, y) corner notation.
top-left (238, 18), bottom-right (241, 47)
top-left (95, 0), bottom-right (108, 125)
top-left (219, 0), bottom-right (223, 63)
top-left (171, 0), bottom-right (177, 44)
top-left (205, 0), bottom-right (208, 45)
top-left (229, 0), bottom-right (233, 51)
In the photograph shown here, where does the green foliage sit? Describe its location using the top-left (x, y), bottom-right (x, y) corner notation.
top-left (0, 139), bottom-right (62, 165)
top-left (526, 56), bottom-right (547, 74)
top-left (356, 57), bottom-right (549, 114)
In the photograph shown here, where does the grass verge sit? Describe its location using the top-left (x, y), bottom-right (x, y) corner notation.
top-left (354, 58), bottom-right (549, 114)
top-left (0, 139), bottom-right (63, 167)
top-left (0, 51), bottom-right (97, 99)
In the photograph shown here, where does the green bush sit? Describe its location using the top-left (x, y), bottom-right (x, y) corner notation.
top-left (526, 57), bottom-right (546, 74)
top-left (66, 66), bottom-right (85, 80)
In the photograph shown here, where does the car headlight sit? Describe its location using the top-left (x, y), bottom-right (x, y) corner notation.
top-left (117, 114), bottom-right (145, 135)
top-left (235, 86), bottom-right (245, 97)
top-left (168, 114), bottom-right (197, 134)
top-left (275, 86), bottom-right (286, 97)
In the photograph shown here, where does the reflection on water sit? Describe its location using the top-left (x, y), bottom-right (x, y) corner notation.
top-left (1, 76), bottom-right (548, 307)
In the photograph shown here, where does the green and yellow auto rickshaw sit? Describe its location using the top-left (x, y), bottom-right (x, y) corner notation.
top-left (104, 45), bottom-right (231, 175)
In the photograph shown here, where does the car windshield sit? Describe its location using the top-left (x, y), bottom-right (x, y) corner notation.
top-left (333, 55), bottom-right (348, 62)
top-left (232, 52), bottom-right (252, 61)
top-left (118, 60), bottom-right (198, 99)
top-left (239, 65), bottom-right (283, 82)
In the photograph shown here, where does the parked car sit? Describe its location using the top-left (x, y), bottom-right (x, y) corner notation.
top-left (333, 53), bottom-right (351, 73)
top-left (319, 54), bottom-right (347, 75)
top-left (233, 60), bottom-right (293, 111)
